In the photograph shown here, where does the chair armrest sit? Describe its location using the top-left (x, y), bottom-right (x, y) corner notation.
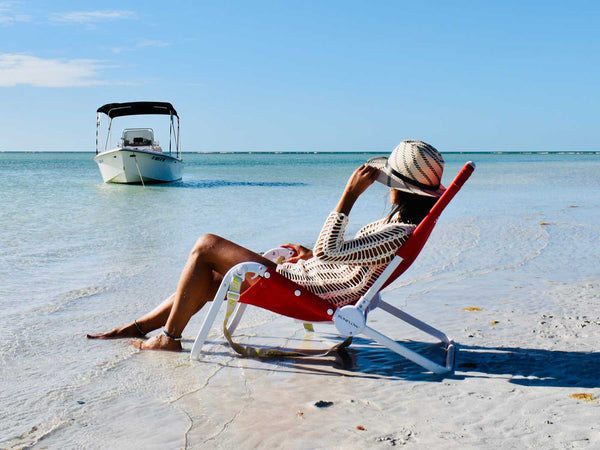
top-left (262, 247), bottom-right (296, 263)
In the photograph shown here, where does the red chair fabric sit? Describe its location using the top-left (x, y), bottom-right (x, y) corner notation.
top-left (240, 269), bottom-right (334, 322)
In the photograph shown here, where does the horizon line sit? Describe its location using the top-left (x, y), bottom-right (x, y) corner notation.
top-left (1, 150), bottom-right (600, 155)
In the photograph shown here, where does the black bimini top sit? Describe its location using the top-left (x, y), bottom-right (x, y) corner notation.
top-left (97, 102), bottom-right (178, 119)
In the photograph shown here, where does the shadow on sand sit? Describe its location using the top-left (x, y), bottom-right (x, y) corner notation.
top-left (341, 339), bottom-right (599, 387)
top-left (188, 337), bottom-right (599, 388)
top-left (449, 344), bottom-right (600, 388)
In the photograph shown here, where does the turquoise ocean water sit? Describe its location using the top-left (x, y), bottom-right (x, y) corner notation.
top-left (1, 151), bottom-right (599, 447)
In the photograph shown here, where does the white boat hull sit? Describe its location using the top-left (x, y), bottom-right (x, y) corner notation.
top-left (94, 148), bottom-right (183, 184)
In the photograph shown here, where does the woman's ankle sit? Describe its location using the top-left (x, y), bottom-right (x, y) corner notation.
top-left (133, 320), bottom-right (146, 337)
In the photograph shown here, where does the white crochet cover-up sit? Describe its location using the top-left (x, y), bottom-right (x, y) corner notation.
top-left (276, 211), bottom-right (415, 307)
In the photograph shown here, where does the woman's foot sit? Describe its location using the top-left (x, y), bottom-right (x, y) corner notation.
top-left (130, 333), bottom-right (182, 352)
top-left (86, 322), bottom-right (146, 340)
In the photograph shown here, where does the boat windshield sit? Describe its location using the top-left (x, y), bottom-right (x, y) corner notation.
top-left (122, 128), bottom-right (154, 146)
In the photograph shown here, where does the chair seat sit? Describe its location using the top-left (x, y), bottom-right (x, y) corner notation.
top-left (240, 269), bottom-right (336, 322)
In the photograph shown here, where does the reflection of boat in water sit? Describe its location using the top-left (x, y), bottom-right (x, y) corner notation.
top-left (94, 101), bottom-right (183, 184)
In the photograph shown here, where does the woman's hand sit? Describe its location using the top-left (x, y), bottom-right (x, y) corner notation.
top-left (335, 164), bottom-right (379, 215)
top-left (281, 243), bottom-right (313, 263)
top-left (344, 164), bottom-right (379, 198)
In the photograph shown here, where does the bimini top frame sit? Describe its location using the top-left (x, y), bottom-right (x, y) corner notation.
top-left (96, 101), bottom-right (181, 158)
top-left (97, 101), bottom-right (178, 118)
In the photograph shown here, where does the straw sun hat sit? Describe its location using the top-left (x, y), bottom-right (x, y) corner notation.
top-left (366, 140), bottom-right (445, 197)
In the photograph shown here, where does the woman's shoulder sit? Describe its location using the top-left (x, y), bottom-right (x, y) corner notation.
top-left (383, 221), bottom-right (417, 234)
top-left (358, 217), bottom-right (415, 235)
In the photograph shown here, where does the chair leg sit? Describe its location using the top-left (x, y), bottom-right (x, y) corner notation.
top-left (377, 300), bottom-right (452, 344)
top-left (364, 300), bottom-right (456, 374)
top-left (190, 288), bottom-right (227, 360)
top-left (190, 262), bottom-right (268, 360)
top-left (362, 325), bottom-right (454, 374)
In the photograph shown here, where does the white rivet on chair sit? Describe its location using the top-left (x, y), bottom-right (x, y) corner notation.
top-left (264, 272), bottom-right (270, 278)
top-left (327, 309), bottom-right (333, 315)
top-left (294, 290), bottom-right (301, 296)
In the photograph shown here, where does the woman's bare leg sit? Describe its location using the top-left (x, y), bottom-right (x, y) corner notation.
top-left (90, 233), bottom-right (275, 351)
top-left (87, 294), bottom-right (177, 339)
top-left (134, 234), bottom-right (276, 351)
top-left (88, 270), bottom-right (222, 340)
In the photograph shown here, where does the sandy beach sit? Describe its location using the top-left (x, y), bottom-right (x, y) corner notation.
top-left (19, 261), bottom-right (598, 448)
top-left (58, 275), bottom-right (598, 449)
top-left (180, 279), bottom-right (599, 448)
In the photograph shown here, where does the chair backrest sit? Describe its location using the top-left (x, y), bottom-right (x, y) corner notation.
top-left (381, 161), bottom-right (475, 289)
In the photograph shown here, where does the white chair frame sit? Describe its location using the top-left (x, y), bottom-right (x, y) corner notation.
top-left (190, 253), bottom-right (455, 375)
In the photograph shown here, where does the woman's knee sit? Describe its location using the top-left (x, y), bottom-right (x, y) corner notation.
top-left (191, 234), bottom-right (223, 257)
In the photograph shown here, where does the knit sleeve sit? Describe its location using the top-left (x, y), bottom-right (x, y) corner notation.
top-left (312, 212), bottom-right (414, 266)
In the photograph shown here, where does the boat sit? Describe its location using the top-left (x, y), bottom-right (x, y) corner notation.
top-left (94, 101), bottom-right (183, 184)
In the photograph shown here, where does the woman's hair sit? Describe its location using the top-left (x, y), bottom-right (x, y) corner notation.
top-left (386, 190), bottom-right (438, 225)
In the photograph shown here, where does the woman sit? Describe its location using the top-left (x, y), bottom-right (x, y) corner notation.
top-left (87, 140), bottom-right (445, 352)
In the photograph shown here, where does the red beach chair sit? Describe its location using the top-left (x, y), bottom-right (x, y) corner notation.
top-left (190, 162), bottom-right (476, 374)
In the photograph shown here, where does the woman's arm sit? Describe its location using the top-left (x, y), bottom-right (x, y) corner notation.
top-left (312, 164), bottom-right (412, 265)
top-left (278, 166), bottom-right (379, 265)
top-left (334, 164), bottom-right (379, 215)
top-left (313, 213), bottom-right (413, 266)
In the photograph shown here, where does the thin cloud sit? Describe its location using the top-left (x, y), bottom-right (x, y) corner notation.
top-left (107, 39), bottom-right (171, 54)
top-left (50, 10), bottom-right (135, 24)
top-left (137, 39), bottom-right (171, 49)
top-left (0, 1), bottom-right (33, 25)
top-left (0, 53), bottom-right (109, 87)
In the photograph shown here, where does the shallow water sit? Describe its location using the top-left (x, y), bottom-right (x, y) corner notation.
top-left (1, 151), bottom-right (599, 448)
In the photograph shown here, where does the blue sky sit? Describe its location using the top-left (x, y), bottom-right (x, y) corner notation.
top-left (1, 0), bottom-right (598, 152)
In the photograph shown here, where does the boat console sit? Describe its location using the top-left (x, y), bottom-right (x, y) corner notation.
top-left (122, 128), bottom-right (156, 148)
